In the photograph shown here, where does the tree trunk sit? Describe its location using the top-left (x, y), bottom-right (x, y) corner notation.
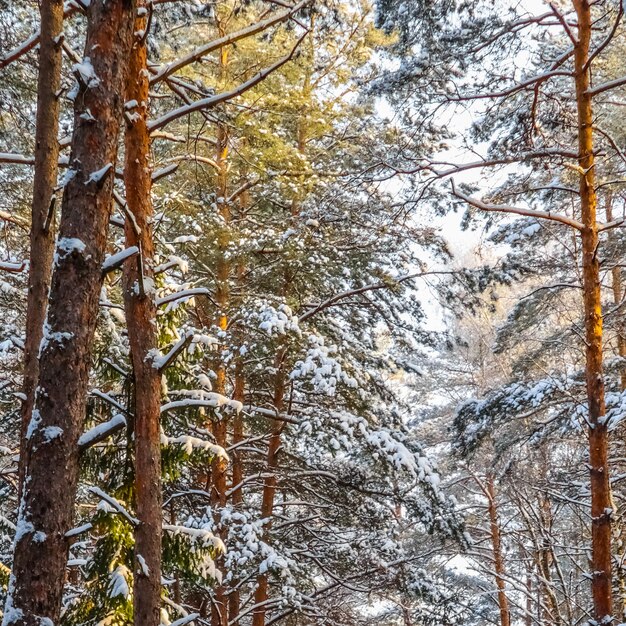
top-left (606, 196), bottom-right (626, 620)
top-left (486, 474), bottom-right (511, 626)
top-left (122, 6), bottom-right (163, 626)
top-left (252, 348), bottom-right (287, 626)
top-left (17, 0), bottom-right (64, 501)
top-left (227, 361), bottom-right (245, 622)
top-left (210, 98), bottom-right (231, 626)
top-left (572, 1), bottom-right (613, 622)
top-left (3, 2), bottom-right (136, 624)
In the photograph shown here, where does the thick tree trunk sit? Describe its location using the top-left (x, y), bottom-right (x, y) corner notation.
top-left (3, 1), bottom-right (136, 624)
top-left (485, 474), bottom-right (511, 626)
top-left (572, 1), bottom-right (613, 622)
top-left (122, 6), bottom-right (163, 626)
top-left (18, 0), bottom-right (64, 501)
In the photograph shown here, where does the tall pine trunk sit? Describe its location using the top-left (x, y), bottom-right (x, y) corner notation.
top-left (485, 474), bottom-right (511, 626)
top-left (252, 348), bottom-right (287, 626)
top-left (122, 5), bottom-right (163, 625)
top-left (18, 0), bottom-right (64, 500)
top-left (4, 1), bottom-right (135, 624)
top-left (572, 0), bottom-right (613, 621)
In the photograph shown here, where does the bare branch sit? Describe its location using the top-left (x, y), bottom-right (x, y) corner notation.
top-left (450, 180), bottom-right (584, 230)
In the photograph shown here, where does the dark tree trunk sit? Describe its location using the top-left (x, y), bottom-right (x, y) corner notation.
top-left (4, 1), bottom-right (136, 623)
top-left (18, 0), bottom-right (64, 501)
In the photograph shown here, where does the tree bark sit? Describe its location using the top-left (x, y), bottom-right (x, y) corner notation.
top-left (485, 474), bottom-right (511, 626)
top-left (122, 5), bottom-right (163, 626)
top-left (210, 92), bottom-right (231, 626)
top-left (572, 1), bottom-right (613, 622)
top-left (252, 348), bottom-right (287, 626)
top-left (17, 0), bottom-right (64, 501)
top-left (3, 1), bottom-right (136, 624)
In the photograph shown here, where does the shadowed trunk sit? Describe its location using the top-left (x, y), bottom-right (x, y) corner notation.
top-left (4, 1), bottom-right (136, 624)
top-left (18, 0), bottom-right (64, 501)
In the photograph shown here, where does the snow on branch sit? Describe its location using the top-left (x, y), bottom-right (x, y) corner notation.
top-left (160, 395), bottom-right (243, 415)
top-left (156, 287), bottom-right (211, 309)
top-left (0, 260), bottom-right (26, 273)
top-left (450, 180), bottom-right (584, 230)
top-left (0, 153), bottom-right (36, 165)
top-left (102, 246), bottom-right (139, 274)
top-left (161, 433), bottom-right (228, 460)
top-left (150, 0), bottom-right (310, 84)
top-left (152, 332), bottom-right (193, 371)
top-left (78, 413), bottom-right (127, 452)
top-left (588, 75), bottom-right (626, 96)
top-left (148, 30), bottom-right (309, 131)
top-left (88, 486), bottom-right (139, 526)
top-left (169, 615), bottom-right (200, 626)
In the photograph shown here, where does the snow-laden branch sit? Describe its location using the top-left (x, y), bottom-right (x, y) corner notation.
top-left (102, 246), bottom-right (139, 275)
top-left (88, 486), bottom-right (139, 526)
top-left (450, 180), bottom-right (584, 230)
top-left (0, 153), bottom-right (36, 165)
top-left (0, 260), bottom-right (26, 273)
top-left (78, 413), bottom-right (127, 452)
top-left (588, 75), bottom-right (626, 96)
top-left (148, 31), bottom-right (309, 131)
top-left (169, 615), bottom-right (200, 626)
top-left (160, 396), bottom-right (243, 414)
top-left (448, 70), bottom-right (572, 102)
top-left (156, 287), bottom-right (211, 307)
top-left (300, 270), bottom-right (457, 322)
top-left (153, 333), bottom-right (193, 371)
top-left (150, 0), bottom-right (310, 84)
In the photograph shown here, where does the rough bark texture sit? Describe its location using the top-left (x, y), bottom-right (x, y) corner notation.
top-left (573, 0), bottom-right (613, 621)
top-left (486, 475), bottom-right (511, 626)
top-left (122, 7), bottom-right (163, 626)
top-left (3, 2), bottom-right (135, 624)
top-left (18, 0), bottom-right (64, 500)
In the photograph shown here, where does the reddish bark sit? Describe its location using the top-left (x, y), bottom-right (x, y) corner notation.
top-left (18, 0), bottom-right (64, 500)
top-left (572, 1), bottom-right (613, 621)
top-left (252, 349), bottom-right (287, 626)
top-left (5, 1), bottom-right (136, 624)
top-left (122, 5), bottom-right (163, 625)
top-left (485, 475), bottom-right (511, 626)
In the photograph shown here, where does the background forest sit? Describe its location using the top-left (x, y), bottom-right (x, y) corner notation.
top-left (0, 0), bottom-right (625, 625)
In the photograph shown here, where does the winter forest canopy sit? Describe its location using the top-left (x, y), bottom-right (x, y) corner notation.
top-left (1, 0), bottom-right (626, 625)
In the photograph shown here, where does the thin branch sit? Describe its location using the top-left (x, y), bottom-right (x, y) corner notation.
top-left (148, 30), bottom-right (309, 131)
top-left (150, 0), bottom-right (310, 84)
top-left (450, 180), bottom-right (584, 230)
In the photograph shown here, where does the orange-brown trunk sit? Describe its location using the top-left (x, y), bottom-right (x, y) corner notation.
top-left (573, 1), bottom-right (612, 621)
top-left (123, 6), bottom-right (163, 625)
